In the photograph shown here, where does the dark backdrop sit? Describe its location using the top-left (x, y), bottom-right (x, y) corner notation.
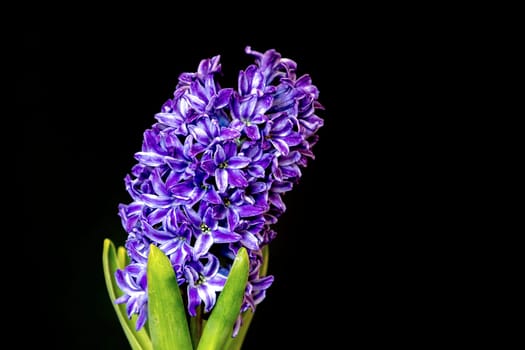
top-left (16, 7), bottom-right (438, 349)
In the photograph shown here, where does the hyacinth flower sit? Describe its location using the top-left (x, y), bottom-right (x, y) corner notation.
top-left (102, 46), bottom-right (324, 350)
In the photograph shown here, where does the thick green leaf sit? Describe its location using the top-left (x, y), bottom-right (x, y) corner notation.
top-left (117, 245), bottom-right (129, 268)
top-left (197, 247), bottom-right (249, 350)
top-left (224, 245), bottom-right (270, 350)
top-left (224, 309), bottom-right (254, 350)
top-left (102, 238), bottom-right (153, 350)
top-left (147, 244), bottom-right (193, 350)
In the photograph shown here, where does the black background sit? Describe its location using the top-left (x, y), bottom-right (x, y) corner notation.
top-left (15, 6), bottom-right (449, 349)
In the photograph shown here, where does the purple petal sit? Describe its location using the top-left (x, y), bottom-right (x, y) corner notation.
top-left (239, 94), bottom-right (257, 118)
top-left (202, 254), bottom-right (220, 276)
top-left (212, 227), bottom-right (241, 243)
top-left (250, 113), bottom-right (267, 124)
top-left (219, 127), bottom-right (241, 140)
top-left (238, 69), bottom-right (249, 96)
top-left (194, 233), bottom-right (213, 258)
top-left (211, 205), bottom-right (227, 220)
top-left (223, 141), bottom-right (237, 158)
top-left (230, 119), bottom-right (244, 131)
top-left (238, 204), bottom-right (266, 217)
top-left (240, 232), bottom-right (260, 250)
top-left (245, 124), bottom-right (260, 140)
top-left (230, 93), bottom-right (243, 119)
top-left (114, 293), bottom-right (130, 305)
top-left (254, 95), bottom-right (273, 115)
top-left (142, 222), bottom-right (174, 242)
top-left (204, 187), bottom-right (222, 204)
top-left (183, 207), bottom-right (202, 227)
top-left (226, 208), bottom-right (240, 228)
top-left (271, 181), bottom-right (293, 193)
top-left (214, 144), bottom-right (226, 164)
top-left (146, 207), bottom-right (169, 226)
top-left (215, 168), bottom-right (228, 193)
top-left (247, 165), bottom-right (265, 178)
top-left (140, 193), bottom-right (175, 208)
top-left (185, 93), bottom-right (206, 110)
top-left (187, 286), bottom-right (200, 317)
top-left (227, 169), bottom-right (248, 188)
top-left (134, 152), bottom-right (166, 166)
top-left (300, 115), bottom-right (324, 131)
top-left (203, 207), bottom-right (219, 230)
top-left (228, 156), bottom-right (251, 169)
top-left (169, 181), bottom-right (194, 200)
top-left (250, 182), bottom-right (267, 193)
top-left (161, 240), bottom-right (183, 256)
top-left (197, 284), bottom-right (216, 313)
top-left (270, 138), bottom-right (289, 155)
top-left (215, 88), bottom-right (233, 108)
top-left (281, 164), bottom-right (302, 178)
top-left (165, 158), bottom-right (189, 172)
top-left (282, 132), bottom-right (303, 147)
top-left (207, 273), bottom-right (227, 289)
top-left (135, 309), bottom-right (147, 331)
top-left (150, 169), bottom-right (170, 196)
top-left (272, 118), bottom-right (293, 135)
top-left (154, 112), bottom-right (182, 126)
top-left (190, 125), bottom-right (211, 145)
top-left (278, 151), bottom-right (301, 166)
top-left (252, 275), bottom-right (274, 290)
top-left (269, 192), bottom-right (286, 211)
top-left (201, 159), bottom-right (216, 174)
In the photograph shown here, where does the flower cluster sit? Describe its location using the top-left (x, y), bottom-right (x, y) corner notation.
top-left (115, 46), bottom-right (324, 335)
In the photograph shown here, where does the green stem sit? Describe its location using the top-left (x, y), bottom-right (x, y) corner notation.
top-left (190, 304), bottom-right (203, 348)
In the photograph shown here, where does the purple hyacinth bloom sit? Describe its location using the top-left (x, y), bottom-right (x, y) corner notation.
top-left (201, 141), bottom-right (251, 193)
top-left (183, 203), bottom-right (241, 259)
top-left (115, 263), bottom-right (148, 330)
top-left (262, 113), bottom-right (303, 156)
top-left (185, 253), bottom-right (228, 316)
top-left (230, 92), bottom-right (272, 140)
top-left (114, 46), bottom-right (324, 333)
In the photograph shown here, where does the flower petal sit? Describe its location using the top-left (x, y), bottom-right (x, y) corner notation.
top-left (228, 156), bottom-right (251, 169)
top-left (227, 169), bottom-right (248, 188)
top-left (212, 226), bottom-right (241, 243)
top-left (187, 286), bottom-right (200, 317)
top-left (215, 88), bottom-right (233, 108)
top-left (270, 138), bottom-right (289, 155)
top-left (240, 232), bottom-right (260, 250)
top-left (238, 204), bottom-right (266, 217)
top-left (245, 124), bottom-right (260, 140)
top-left (215, 168), bottom-right (228, 193)
top-left (197, 284), bottom-right (217, 313)
top-left (194, 233), bottom-right (214, 258)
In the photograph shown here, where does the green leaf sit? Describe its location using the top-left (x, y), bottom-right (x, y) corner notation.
top-left (223, 309), bottom-right (254, 350)
top-left (117, 245), bottom-right (129, 268)
top-left (102, 238), bottom-right (153, 350)
top-left (224, 245), bottom-right (270, 350)
top-left (260, 244), bottom-right (270, 277)
top-left (147, 244), bottom-right (193, 350)
top-left (197, 247), bottom-right (250, 350)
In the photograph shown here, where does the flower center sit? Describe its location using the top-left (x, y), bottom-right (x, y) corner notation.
top-left (218, 161), bottom-right (228, 169)
top-left (200, 223), bottom-right (211, 233)
top-left (196, 275), bottom-right (206, 285)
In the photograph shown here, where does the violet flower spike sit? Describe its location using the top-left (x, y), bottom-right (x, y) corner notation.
top-left (106, 46), bottom-right (324, 346)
